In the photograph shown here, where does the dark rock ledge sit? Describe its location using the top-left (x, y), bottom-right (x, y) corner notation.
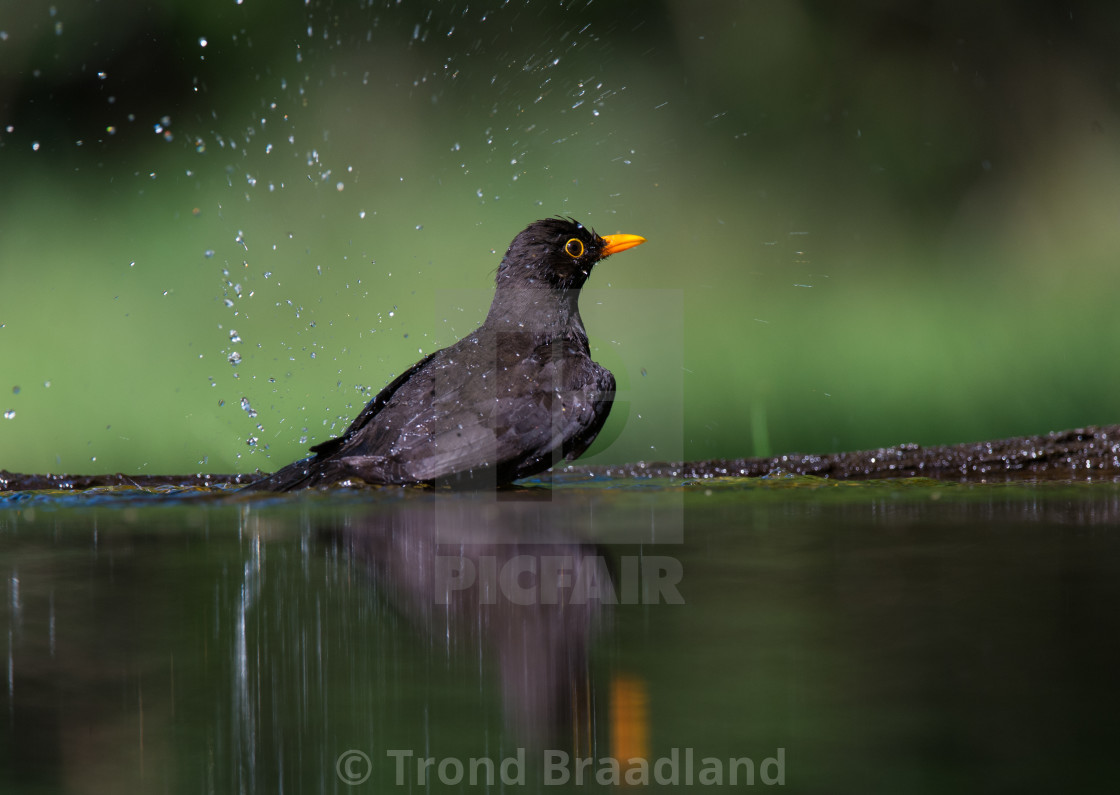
top-left (1, 425), bottom-right (1117, 492)
top-left (564, 425), bottom-right (1120, 482)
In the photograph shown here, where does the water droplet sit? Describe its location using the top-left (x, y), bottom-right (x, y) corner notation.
top-left (240, 397), bottom-right (257, 418)
top-left (246, 437), bottom-right (258, 447)
top-left (228, 351), bottom-right (242, 366)
top-left (199, 37), bottom-right (208, 48)
top-left (3, 410), bottom-right (14, 420)
top-left (32, 142), bottom-right (40, 152)
top-left (204, 249), bottom-right (215, 258)
top-left (11, 386), bottom-right (19, 395)
top-left (229, 329), bottom-right (241, 343)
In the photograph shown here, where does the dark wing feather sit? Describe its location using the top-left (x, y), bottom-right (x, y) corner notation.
top-left (342, 353), bottom-right (613, 484)
top-left (308, 352), bottom-right (439, 458)
top-left (243, 336), bottom-right (614, 491)
top-left (240, 352), bottom-right (439, 491)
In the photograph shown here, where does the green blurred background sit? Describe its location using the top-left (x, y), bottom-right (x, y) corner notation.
top-left (1, 0), bottom-right (1118, 476)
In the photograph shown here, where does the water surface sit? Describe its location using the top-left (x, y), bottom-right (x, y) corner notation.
top-left (2, 478), bottom-right (1118, 793)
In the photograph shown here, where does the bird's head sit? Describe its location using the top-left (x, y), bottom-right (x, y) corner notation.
top-left (496, 217), bottom-right (645, 291)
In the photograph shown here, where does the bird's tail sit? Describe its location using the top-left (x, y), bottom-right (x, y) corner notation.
top-left (239, 457), bottom-right (342, 492)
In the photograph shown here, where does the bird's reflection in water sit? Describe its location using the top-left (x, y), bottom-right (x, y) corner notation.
top-left (327, 488), bottom-right (627, 755)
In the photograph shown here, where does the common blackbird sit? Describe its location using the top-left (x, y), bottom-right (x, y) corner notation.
top-left (244, 218), bottom-right (645, 490)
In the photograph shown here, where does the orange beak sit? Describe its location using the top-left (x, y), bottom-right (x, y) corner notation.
top-left (600, 233), bottom-right (647, 257)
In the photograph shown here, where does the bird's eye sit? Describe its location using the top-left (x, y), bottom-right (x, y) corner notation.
top-left (564, 238), bottom-right (584, 258)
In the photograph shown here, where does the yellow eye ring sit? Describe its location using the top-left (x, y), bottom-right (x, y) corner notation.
top-left (564, 238), bottom-right (584, 258)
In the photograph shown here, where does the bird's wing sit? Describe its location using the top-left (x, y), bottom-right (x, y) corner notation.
top-left (240, 352), bottom-right (443, 491)
top-left (306, 351), bottom-right (440, 459)
top-left (338, 351), bottom-right (614, 483)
